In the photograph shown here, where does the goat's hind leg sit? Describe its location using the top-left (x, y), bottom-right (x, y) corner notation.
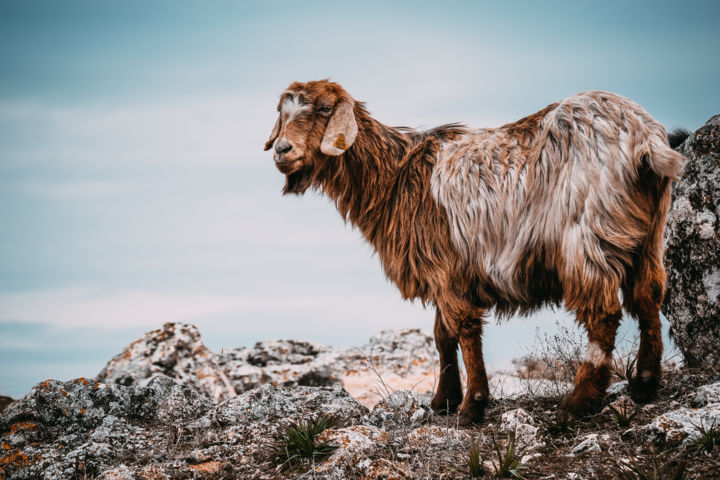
top-left (430, 309), bottom-right (463, 414)
top-left (623, 263), bottom-right (665, 403)
top-left (562, 305), bottom-right (621, 417)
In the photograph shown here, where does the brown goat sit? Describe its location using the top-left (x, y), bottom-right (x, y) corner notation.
top-left (264, 80), bottom-right (684, 424)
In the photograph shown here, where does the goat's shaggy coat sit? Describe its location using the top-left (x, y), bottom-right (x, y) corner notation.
top-left (265, 80), bottom-right (684, 424)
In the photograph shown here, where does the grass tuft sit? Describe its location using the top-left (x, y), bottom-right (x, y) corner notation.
top-left (489, 430), bottom-right (530, 479)
top-left (463, 438), bottom-right (486, 478)
top-left (270, 414), bottom-right (341, 471)
top-left (539, 411), bottom-right (575, 437)
top-left (691, 420), bottom-right (720, 453)
top-left (616, 455), bottom-right (686, 480)
top-left (606, 403), bottom-right (638, 429)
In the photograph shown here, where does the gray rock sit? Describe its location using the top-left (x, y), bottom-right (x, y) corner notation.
top-left (569, 433), bottom-right (610, 455)
top-left (644, 402), bottom-right (720, 446)
top-left (217, 339), bottom-right (344, 393)
top-left (664, 115), bottom-right (720, 367)
top-left (365, 390), bottom-right (431, 428)
top-left (342, 328), bottom-right (436, 376)
top-left (0, 373), bottom-right (368, 479)
top-left (0, 376), bottom-right (211, 479)
top-left (96, 322), bottom-right (236, 402)
top-left (500, 408), bottom-right (543, 452)
top-left (606, 380), bottom-right (628, 398)
top-left (693, 381), bottom-right (720, 406)
top-left (210, 383), bottom-right (367, 429)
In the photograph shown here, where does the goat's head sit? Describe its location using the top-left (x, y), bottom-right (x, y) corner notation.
top-left (264, 80), bottom-right (358, 194)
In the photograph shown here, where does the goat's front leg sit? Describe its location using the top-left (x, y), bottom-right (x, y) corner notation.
top-left (457, 316), bottom-right (490, 426)
top-left (561, 308), bottom-right (621, 417)
top-left (431, 309), bottom-right (463, 414)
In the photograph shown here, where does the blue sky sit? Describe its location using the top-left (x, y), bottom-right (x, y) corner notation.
top-left (1, 0), bottom-right (718, 397)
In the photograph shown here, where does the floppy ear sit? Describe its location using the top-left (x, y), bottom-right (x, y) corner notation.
top-left (321, 100), bottom-right (358, 156)
top-left (264, 115), bottom-right (282, 151)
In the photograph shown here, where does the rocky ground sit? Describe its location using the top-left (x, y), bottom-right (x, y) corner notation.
top-left (2, 322), bottom-right (720, 479)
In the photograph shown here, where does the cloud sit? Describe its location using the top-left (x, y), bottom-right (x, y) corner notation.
top-left (0, 287), bottom-right (434, 329)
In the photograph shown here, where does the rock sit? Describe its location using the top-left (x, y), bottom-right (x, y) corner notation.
top-left (96, 322), bottom-right (236, 402)
top-left (405, 425), bottom-right (471, 450)
top-left (314, 425), bottom-right (388, 476)
top-left (339, 329), bottom-right (438, 408)
top-left (602, 395), bottom-right (636, 417)
top-left (569, 433), bottom-right (610, 455)
top-left (0, 373), bottom-right (369, 480)
top-left (606, 380), bottom-right (628, 398)
top-left (98, 324), bottom-right (438, 409)
top-left (209, 384), bottom-right (367, 431)
top-left (500, 408), bottom-right (536, 429)
top-left (644, 402), bottom-right (720, 445)
top-left (692, 381), bottom-right (720, 407)
top-left (0, 376), bottom-right (211, 479)
top-left (365, 390), bottom-right (432, 429)
top-left (500, 408), bottom-right (543, 451)
top-left (217, 339), bottom-right (344, 393)
top-left (664, 115), bottom-right (720, 367)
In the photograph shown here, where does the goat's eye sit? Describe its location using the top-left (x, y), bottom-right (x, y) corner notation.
top-left (318, 105), bottom-right (332, 115)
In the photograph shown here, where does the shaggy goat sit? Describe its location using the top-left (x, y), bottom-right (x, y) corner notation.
top-left (264, 80), bottom-right (684, 424)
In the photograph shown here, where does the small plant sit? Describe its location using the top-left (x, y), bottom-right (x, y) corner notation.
top-left (616, 455), bottom-right (685, 480)
top-left (607, 403), bottom-right (638, 429)
top-left (464, 438), bottom-right (486, 478)
top-left (489, 430), bottom-right (530, 479)
top-left (539, 411), bottom-right (575, 436)
top-left (271, 414), bottom-right (341, 471)
top-left (691, 420), bottom-right (720, 452)
top-left (613, 355), bottom-right (637, 383)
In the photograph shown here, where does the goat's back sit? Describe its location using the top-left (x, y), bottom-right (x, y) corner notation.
top-left (430, 91), bottom-right (684, 309)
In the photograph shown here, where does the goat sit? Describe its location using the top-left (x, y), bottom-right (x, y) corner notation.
top-left (264, 80), bottom-right (685, 424)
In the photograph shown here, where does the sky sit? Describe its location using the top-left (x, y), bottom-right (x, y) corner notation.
top-left (1, 0), bottom-right (718, 397)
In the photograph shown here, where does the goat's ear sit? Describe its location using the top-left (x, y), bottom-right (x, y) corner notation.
top-left (321, 100), bottom-right (358, 156)
top-left (264, 115), bottom-right (282, 151)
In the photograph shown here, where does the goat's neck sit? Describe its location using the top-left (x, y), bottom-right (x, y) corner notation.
top-left (316, 114), bottom-right (415, 237)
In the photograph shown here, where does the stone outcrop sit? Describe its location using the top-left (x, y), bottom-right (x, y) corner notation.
top-left (95, 322), bottom-right (236, 402)
top-left (96, 323), bottom-right (439, 409)
top-left (664, 115), bottom-right (720, 367)
top-left (217, 339), bottom-right (344, 393)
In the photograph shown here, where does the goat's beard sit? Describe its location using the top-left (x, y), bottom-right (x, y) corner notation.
top-left (283, 167), bottom-right (312, 195)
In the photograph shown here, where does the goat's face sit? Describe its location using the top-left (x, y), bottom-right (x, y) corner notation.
top-left (264, 80), bottom-right (358, 194)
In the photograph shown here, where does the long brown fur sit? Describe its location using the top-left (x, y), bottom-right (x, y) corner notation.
top-left (264, 80), bottom-right (685, 424)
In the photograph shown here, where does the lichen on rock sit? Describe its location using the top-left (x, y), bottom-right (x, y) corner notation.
top-left (664, 115), bottom-right (720, 367)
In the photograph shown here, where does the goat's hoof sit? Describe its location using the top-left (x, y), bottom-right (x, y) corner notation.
top-left (629, 374), bottom-right (659, 403)
top-left (457, 396), bottom-right (487, 426)
top-left (560, 393), bottom-right (601, 419)
top-left (431, 391), bottom-right (462, 415)
top-left (431, 398), bottom-right (461, 415)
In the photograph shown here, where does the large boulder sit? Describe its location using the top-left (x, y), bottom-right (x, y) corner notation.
top-left (96, 322), bottom-right (236, 402)
top-left (664, 115), bottom-right (720, 367)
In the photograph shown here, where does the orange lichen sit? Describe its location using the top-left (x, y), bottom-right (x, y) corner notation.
top-left (8, 422), bottom-right (36, 434)
top-left (0, 448), bottom-right (31, 471)
top-left (187, 461), bottom-right (223, 473)
top-left (38, 380), bottom-right (53, 392)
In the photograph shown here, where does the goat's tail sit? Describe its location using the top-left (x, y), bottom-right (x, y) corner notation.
top-left (640, 129), bottom-right (686, 181)
top-left (667, 128), bottom-right (691, 149)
